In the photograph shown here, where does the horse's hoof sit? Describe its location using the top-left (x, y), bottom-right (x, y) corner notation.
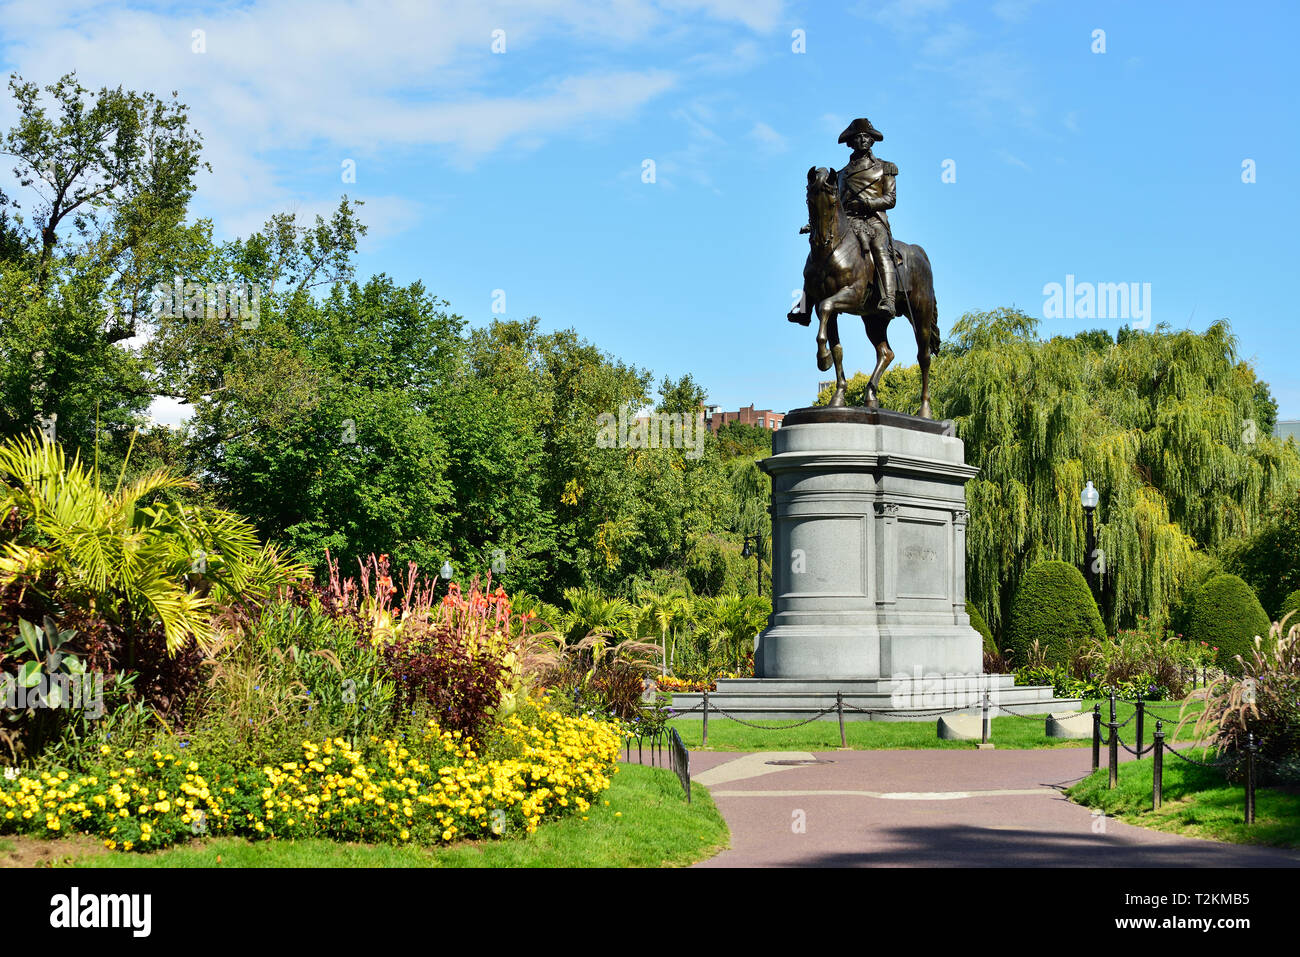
top-left (816, 348), bottom-right (832, 372)
top-left (866, 394), bottom-right (879, 410)
top-left (920, 402), bottom-right (932, 419)
top-left (830, 390), bottom-right (846, 408)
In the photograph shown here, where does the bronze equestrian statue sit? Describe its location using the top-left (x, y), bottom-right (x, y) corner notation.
top-left (787, 118), bottom-right (940, 417)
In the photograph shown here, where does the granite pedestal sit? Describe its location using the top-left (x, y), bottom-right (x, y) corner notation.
top-left (672, 406), bottom-right (1077, 721)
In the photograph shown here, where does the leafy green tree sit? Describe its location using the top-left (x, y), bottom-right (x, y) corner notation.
top-left (634, 588), bottom-right (694, 673)
top-left (656, 373), bottom-right (706, 414)
top-left (200, 276), bottom-right (460, 572)
top-left (1223, 491), bottom-right (1300, 619)
top-left (840, 309), bottom-right (1298, 633)
top-left (715, 422), bottom-right (772, 459)
top-left (0, 72), bottom-right (208, 460)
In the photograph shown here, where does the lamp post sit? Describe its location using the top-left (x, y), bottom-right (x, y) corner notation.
top-left (1081, 480), bottom-right (1099, 600)
top-left (741, 532), bottom-right (763, 596)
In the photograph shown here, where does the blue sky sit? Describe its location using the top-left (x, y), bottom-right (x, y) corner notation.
top-left (3, 0), bottom-right (1298, 419)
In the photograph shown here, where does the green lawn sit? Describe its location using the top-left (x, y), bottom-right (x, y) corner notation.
top-left (663, 697), bottom-right (1205, 751)
top-left (7, 764), bottom-right (729, 869)
top-left (1068, 749), bottom-right (1300, 849)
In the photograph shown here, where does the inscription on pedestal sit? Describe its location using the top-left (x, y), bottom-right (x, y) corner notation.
top-left (896, 518), bottom-right (948, 600)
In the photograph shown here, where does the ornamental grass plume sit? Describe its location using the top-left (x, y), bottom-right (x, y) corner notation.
top-left (1185, 619), bottom-right (1300, 783)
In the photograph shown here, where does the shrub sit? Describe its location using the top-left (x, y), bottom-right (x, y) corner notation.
top-left (542, 633), bottom-right (660, 723)
top-left (967, 600), bottom-right (996, 656)
top-left (1002, 561), bottom-right (1105, 668)
top-left (0, 432), bottom-right (306, 653)
top-left (1224, 493), bottom-right (1300, 619)
top-left (186, 598), bottom-right (395, 769)
top-left (0, 434), bottom-right (305, 763)
top-left (1189, 621), bottom-right (1300, 784)
top-left (684, 536), bottom-right (730, 597)
top-left (1013, 623), bottom-right (1209, 700)
top-left (383, 633), bottom-right (510, 737)
top-left (1277, 589), bottom-right (1300, 631)
top-left (1184, 574), bottom-right (1271, 674)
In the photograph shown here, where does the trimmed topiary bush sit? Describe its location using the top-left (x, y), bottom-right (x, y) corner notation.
top-left (1278, 588), bottom-right (1300, 635)
top-left (1003, 561), bottom-right (1105, 668)
top-left (1185, 574), bottom-right (1273, 674)
top-left (966, 600), bottom-right (996, 657)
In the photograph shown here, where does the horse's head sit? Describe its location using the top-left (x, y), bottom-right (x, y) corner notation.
top-left (806, 166), bottom-right (840, 251)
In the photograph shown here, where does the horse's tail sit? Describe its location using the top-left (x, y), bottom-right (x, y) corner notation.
top-left (913, 244), bottom-right (940, 355)
top-left (929, 298), bottom-right (941, 355)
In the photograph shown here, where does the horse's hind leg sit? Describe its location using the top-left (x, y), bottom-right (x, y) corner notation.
top-left (917, 343), bottom-right (932, 419)
top-left (902, 297), bottom-right (933, 419)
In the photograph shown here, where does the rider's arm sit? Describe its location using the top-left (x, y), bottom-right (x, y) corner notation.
top-left (861, 173), bottom-right (896, 213)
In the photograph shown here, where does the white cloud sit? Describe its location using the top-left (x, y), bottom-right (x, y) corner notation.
top-left (0, 0), bottom-right (773, 241)
top-left (998, 149), bottom-right (1031, 171)
top-left (749, 121), bottom-right (786, 151)
top-left (991, 0), bottom-right (1040, 23)
top-left (921, 23), bottom-right (973, 59)
top-left (146, 395), bottom-right (192, 428)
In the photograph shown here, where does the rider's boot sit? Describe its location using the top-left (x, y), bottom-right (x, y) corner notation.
top-left (874, 257), bottom-right (898, 319)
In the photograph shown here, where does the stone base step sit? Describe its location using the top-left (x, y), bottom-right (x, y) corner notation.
top-left (668, 675), bottom-right (1081, 722)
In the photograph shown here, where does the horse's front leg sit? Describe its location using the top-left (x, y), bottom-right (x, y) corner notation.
top-left (815, 302), bottom-right (833, 372)
top-left (829, 315), bottom-right (847, 407)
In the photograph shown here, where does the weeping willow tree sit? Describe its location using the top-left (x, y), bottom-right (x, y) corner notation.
top-left (828, 309), bottom-right (1300, 635)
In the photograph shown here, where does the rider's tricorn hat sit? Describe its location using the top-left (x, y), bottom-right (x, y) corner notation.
top-left (838, 118), bottom-right (884, 144)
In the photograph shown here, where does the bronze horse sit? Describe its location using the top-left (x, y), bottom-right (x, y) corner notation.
top-left (791, 166), bottom-right (940, 416)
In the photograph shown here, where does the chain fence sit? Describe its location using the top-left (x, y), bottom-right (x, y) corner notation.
top-left (630, 686), bottom-right (1271, 826)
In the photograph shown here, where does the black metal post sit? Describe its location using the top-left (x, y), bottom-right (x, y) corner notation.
top-left (1135, 696), bottom-right (1145, 757)
top-left (1245, 733), bottom-right (1257, 825)
top-left (837, 691), bottom-right (847, 748)
top-left (743, 534), bottom-right (762, 597)
top-left (981, 690), bottom-right (991, 745)
top-left (1108, 693), bottom-right (1118, 790)
top-left (1153, 720), bottom-right (1164, 810)
top-left (1092, 704), bottom-right (1101, 771)
top-left (1084, 504), bottom-right (1097, 600)
top-left (702, 688), bottom-right (709, 749)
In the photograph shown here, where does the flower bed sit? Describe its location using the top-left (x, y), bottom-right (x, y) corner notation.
top-left (656, 676), bottom-right (714, 693)
top-left (0, 709), bottom-right (622, 852)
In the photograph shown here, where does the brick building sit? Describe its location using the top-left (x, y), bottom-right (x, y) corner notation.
top-left (704, 404), bottom-right (784, 435)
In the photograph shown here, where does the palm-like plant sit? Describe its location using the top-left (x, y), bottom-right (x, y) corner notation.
top-left (636, 588), bottom-right (694, 674)
top-left (0, 432), bottom-right (305, 653)
top-left (559, 587), bottom-right (636, 645)
top-left (695, 593), bottom-right (770, 674)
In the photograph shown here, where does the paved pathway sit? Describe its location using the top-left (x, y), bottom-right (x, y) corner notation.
top-left (630, 748), bottom-right (1300, 868)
